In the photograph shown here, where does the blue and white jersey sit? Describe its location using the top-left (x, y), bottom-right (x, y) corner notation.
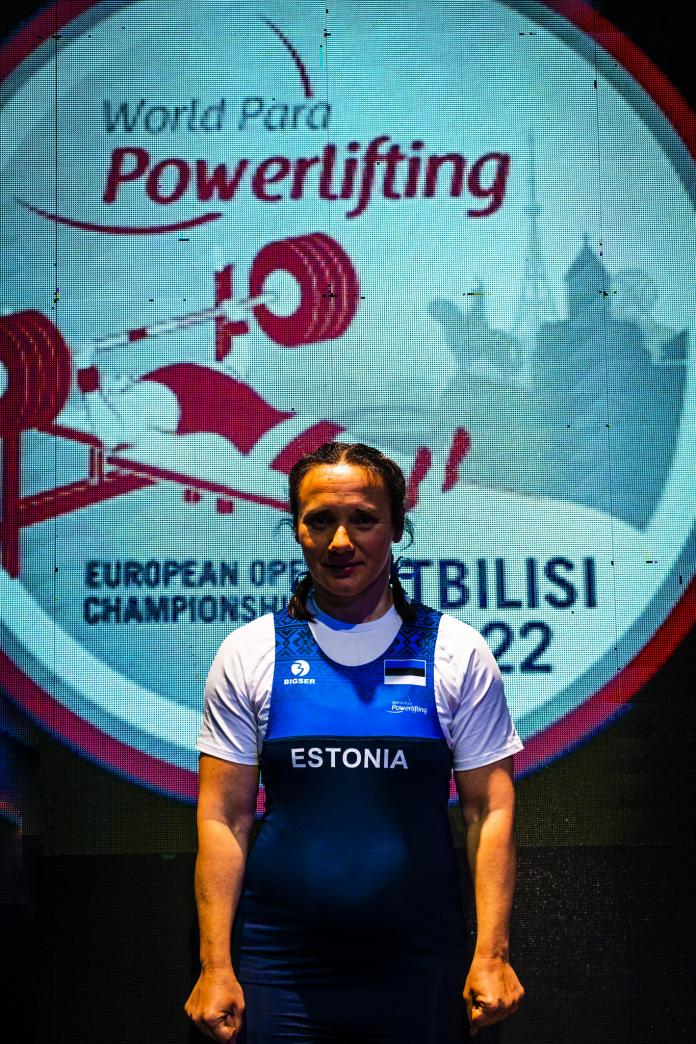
top-left (198, 599), bottom-right (523, 985)
top-left (198, 598), bottom-right (523, 772)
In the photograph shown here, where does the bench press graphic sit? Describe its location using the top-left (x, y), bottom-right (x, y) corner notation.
top-left (0, 232), bottom-right (471, 580)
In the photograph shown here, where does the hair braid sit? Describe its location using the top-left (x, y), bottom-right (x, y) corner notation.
top-left (287, 571), bottom-right (315, 621)
top-left (390, 558), bottom-right (417, 621)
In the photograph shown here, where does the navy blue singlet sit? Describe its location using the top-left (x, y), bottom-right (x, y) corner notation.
top-left (233, 603), bottom-right (467, 991)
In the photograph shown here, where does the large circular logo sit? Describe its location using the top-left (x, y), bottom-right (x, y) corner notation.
top-left (1, 0), bottom-right (694, 800)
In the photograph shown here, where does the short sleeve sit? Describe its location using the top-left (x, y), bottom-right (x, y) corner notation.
top-left (436, 616), bottom-right (524, 771)
top-left (196, 615), bottom-right (275, 765)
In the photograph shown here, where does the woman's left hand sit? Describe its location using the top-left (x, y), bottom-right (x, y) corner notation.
top-left (463, 953), bottom-right (525, 1035)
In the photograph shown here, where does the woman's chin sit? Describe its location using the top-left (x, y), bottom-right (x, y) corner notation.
top-left (317, 577), bottom-right (362, 599)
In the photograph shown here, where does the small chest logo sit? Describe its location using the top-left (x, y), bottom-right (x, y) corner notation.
top-left (387, 697), bottom-right (428, 716)
top-left (284, 658), bottom-right (315, 685)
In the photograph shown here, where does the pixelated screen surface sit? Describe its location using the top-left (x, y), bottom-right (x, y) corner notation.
top-left (0, 0), bottom-right (694, 801)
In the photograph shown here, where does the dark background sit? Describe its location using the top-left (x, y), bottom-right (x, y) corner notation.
top-left (1, 2), bottom-right (695, 1041)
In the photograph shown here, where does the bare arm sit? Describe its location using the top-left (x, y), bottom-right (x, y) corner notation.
top-left (455, 756), bottom-right (524, 1034)
top-left (185, 754), bottom-right (259, 1041)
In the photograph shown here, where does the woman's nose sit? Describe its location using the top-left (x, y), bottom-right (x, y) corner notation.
top-left (328, 525), bottom-right (353, 551)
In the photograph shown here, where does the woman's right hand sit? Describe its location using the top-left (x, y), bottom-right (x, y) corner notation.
top-left (184, 965), bottom-right (245, 1042)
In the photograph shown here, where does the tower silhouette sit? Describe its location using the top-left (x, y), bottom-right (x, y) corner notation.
top-left (565, 233), bottom-right (611, 322)
top-left (512, 131), bottom-right (558, 365)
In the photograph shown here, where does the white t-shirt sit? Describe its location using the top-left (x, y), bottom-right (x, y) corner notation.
top-left (197, 595), bottom-right (524, 772)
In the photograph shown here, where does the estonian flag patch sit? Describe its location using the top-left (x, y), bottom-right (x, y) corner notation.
top-left (384, 659), bottom-right (426, 686)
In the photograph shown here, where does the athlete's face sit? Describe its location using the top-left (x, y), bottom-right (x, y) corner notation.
top-left (295, 463), bottom-right (400, 620)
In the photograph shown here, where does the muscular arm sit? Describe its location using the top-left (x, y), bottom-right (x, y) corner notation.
top-left (455, 756), bottom-right (517, 959)
top-left (185, 755), bottom-right (259, 1041)
top-left (196, 755), bottom-right (259, 968)
top-left (455, 756), bottom-right (524, 1034)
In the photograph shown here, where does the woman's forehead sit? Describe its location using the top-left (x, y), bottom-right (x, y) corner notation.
top-left (298, 462), bottom-right (387, 505)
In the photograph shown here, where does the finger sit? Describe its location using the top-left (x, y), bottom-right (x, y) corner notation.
top-left (223, 1014), bottom-right (245, 1042)
top-left (471, 1006), bottom-right (509, 1032)
top-left (204, 1022), bottom-right (236, 1044)
top-left (217, 1010), bottom-right (244, 1042)
top-left (192, 1012), bottom-right (235, 1042)
top-left (214, 1026), bottom-right (237, 1043)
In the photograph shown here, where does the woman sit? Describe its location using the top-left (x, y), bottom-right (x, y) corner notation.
top-left (185, 442), bottom-right (525, 1042)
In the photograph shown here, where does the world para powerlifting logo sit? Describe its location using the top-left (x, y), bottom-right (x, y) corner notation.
top-left (0, 0), bottom-right (694, 802)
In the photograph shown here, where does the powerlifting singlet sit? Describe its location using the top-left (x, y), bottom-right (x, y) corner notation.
top-left (233, 602), bottom-right (467, 988)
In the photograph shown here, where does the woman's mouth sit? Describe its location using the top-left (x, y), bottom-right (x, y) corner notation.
top-left (325, 562), bottom-right (359, 576)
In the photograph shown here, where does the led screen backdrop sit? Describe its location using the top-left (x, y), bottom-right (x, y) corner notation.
top-left (1, 0), bottom-right (695, 804)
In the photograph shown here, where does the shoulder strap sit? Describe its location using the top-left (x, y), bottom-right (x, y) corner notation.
top-left (272, 607), bottom-right (316, 662)
top-left (387, 601), bottom-right (441, 659)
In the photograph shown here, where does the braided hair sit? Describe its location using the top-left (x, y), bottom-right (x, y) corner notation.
top-left (286, 442), bottom-right (416, 622)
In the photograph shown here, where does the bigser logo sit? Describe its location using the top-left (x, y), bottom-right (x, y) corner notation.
top-left (0, 0), bottom-right (694, 801)
top-left (286, 660), bottom-right (314, 685)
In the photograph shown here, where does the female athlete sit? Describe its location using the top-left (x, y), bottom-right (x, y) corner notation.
top-left (185, 441), bottom-right (525, 1042)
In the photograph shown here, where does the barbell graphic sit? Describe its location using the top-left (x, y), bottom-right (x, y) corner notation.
top-left (75, 292), bottom-right (276, 354)
top-left (0, 232), bottom-right (361, 577)
top-left (0, 232), bottom-right (360, 437)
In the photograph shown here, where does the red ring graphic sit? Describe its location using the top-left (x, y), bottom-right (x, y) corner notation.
top-left (249, 235), bottom-right (331, 346)
top-left (292, 234), bottom-right (348, 341)
top-left (0, 0), bottom-right (694, 799)
top-left (296, 233), bottom-right (361, 339)
top-left (0, 310), bottom-right (72, 434)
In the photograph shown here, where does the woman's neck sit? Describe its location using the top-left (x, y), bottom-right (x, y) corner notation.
top-left (311, 579), bottom-right (394, 625)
